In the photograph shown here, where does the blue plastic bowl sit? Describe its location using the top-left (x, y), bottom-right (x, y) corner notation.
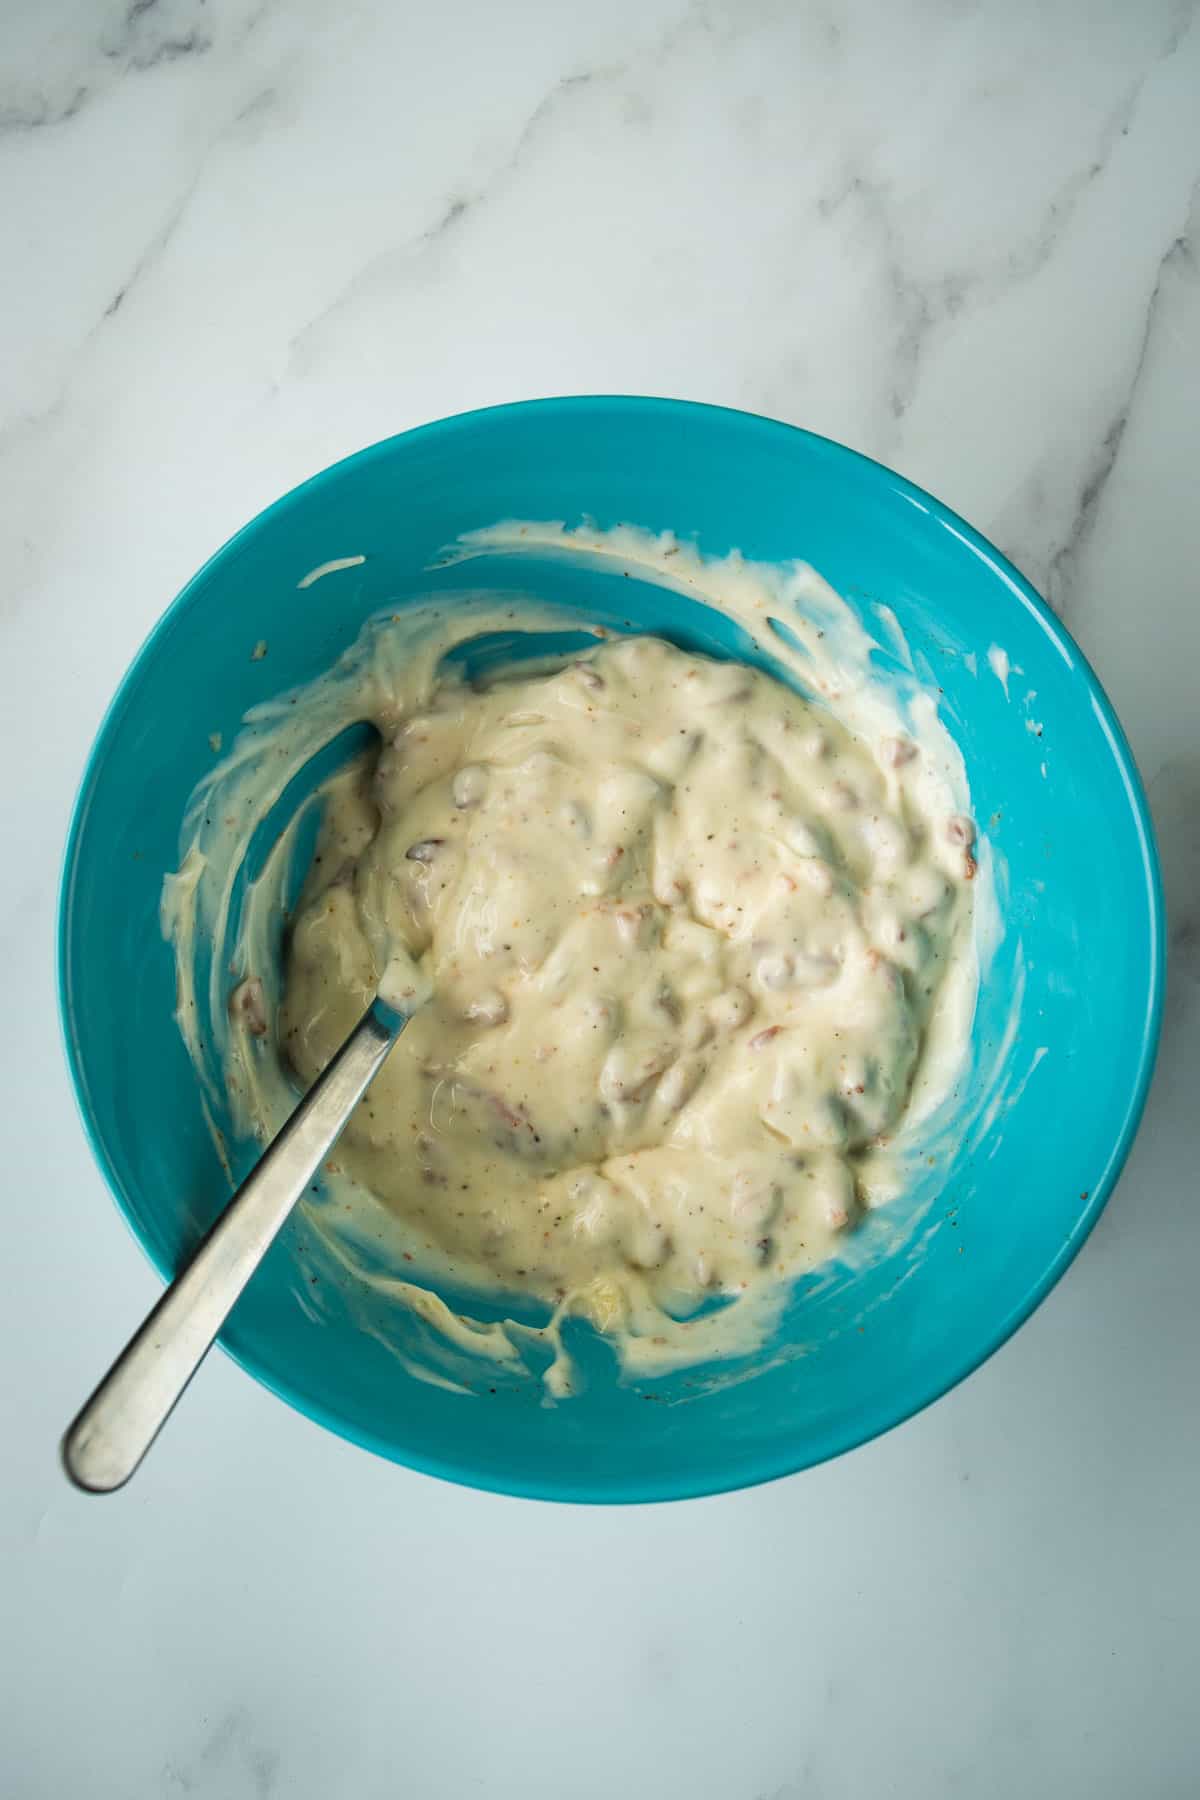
top-left (59, 398), bottom-right (1164, 1501)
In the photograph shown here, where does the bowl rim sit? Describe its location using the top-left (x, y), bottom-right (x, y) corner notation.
top-left (57, 394), bottom-right (1166, 1503)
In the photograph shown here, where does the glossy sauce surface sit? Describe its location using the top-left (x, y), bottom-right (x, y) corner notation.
top-left (279, 634), bottom-right (976, 1339)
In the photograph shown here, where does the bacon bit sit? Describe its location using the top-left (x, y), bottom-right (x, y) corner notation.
top-left (756, 953), bottom-right (793, 991)
top-left (654, 983), bottom-right (681, 1022)
top-left (946, 814), bottom-right (977, 848)
top-left (452, 765), bottom-right (487, 808)
top-left (468, 1085), bottom-right (538, 1138)
top-left (798, 858), bottom-right (835, 897)
top-left (749, 1026), bottom-right (782, 1050)
top-left (228, 977), bottom-right (267, 1038)
top-left (881, 735), bottom-right (917, 769)
top-left (613, 905), bottom-right (653, 945)
top-left (463, 990), bottom-right (508, 1027)
top-left (963, 851), bottom-right (977, 881)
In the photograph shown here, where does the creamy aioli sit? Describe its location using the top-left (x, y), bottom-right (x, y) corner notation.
top-left (163, 525), bottom-right (984, 1390)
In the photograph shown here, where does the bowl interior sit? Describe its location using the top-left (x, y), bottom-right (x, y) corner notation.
top-left (60, 399), bottom-right (1162, 1500)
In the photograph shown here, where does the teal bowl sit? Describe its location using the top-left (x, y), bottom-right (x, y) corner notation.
top-left (59, 398), bottom-right (1164, 1501)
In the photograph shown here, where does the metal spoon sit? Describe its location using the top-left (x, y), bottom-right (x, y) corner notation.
top-left (61, 625), bottom-right (586, 1492)
top-left (62, 978), bottom-right (422, 1494)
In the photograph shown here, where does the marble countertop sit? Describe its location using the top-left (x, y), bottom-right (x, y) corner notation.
top-left (4, 3), bottom-right (1198, 1795)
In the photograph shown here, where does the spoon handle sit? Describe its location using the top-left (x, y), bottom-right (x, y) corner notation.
top-left (62, 1001), bottom-right (403, 1494)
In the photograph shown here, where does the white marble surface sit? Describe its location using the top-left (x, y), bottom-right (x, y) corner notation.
top-left (3, 2), bottom-right (1199, 1794)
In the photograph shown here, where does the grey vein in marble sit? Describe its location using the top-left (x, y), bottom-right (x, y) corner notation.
top-left (0, 0), bottom-right (216, 138)
top-left (286, 1), bottom-right (717, 374)
top-left (1048, 200), bottom-right (1197, 610)
top-left (816, 7), bottom-right (1197, 443)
